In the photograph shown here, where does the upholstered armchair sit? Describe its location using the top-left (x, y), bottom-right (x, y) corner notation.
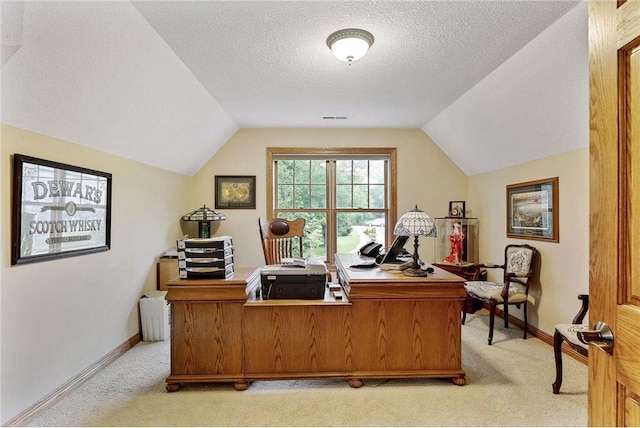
top-left (552, 294), bottom-right (589, 394)
top-left (463, 244), bottom-right (537, 345)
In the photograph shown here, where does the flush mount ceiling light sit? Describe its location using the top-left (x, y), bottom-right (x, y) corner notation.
top-left (326, 28), bottom-right (374, 65)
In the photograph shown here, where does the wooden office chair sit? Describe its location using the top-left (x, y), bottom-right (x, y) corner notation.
top-left (258, 217), bottom-right (305, 265)
top-left (552, 294), bottom-right (589, 394)
top-left (463, 244), bottom-right (537, 345)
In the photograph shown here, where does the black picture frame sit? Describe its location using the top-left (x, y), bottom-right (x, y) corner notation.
top-left (448, 201), bottom-right (465, 218)
top-left (215, 175), bottom-right (256, 209)
top-left (11, 154), bottom-right (112, 265)
top-left (506, 177), bottom-right (559, 243)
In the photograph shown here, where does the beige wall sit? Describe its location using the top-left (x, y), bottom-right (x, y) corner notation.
top-left (1, 124), bottom-right (587, 423)
top-left (467, 148), bottom-right (589, 334)
top-left (189, 128), bottom-right (469, 268)
top-left (0, 125), bottom-right (190, 424)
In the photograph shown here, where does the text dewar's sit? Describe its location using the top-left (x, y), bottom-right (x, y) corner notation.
top-left (31, 180), bottom-right (103, 204)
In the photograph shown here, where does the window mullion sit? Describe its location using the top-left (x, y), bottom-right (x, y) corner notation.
top-left (367, 161), bottom-right (371, 209)
top-left (307, 160), bottom-right (312, 209)
top-left (384, 159), bottom-right (391, 244)
top-left (292, 161), bottom-right (297, 209)
top-left (327, 160), bottom-right (336, 263)
top-left (351, 160), bottom-right (355, 209)
top-left (273, 160), bottom-right (279, 215)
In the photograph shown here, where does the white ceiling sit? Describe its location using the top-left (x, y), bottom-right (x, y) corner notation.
top-left (1, 1), bottom-right (580, 176)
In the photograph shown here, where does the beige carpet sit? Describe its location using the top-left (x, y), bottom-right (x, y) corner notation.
top-left (28, 314), bottom-right (587, 427)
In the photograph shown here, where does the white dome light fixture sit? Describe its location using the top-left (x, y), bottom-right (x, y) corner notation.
top-left (326, 28), bottom-right (374, 65)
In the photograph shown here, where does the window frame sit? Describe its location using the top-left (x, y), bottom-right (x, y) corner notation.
top-left (266, 147), bottom-right (398, 265)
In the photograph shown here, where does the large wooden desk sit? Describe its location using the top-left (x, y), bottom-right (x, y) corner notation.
top-left (165, 256), bottom-right (466, 391)
top-left (335, 253), bottom-right (466, 386)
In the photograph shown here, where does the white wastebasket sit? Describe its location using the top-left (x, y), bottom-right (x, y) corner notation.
top-left (140, 290), bottom-right (170, 341)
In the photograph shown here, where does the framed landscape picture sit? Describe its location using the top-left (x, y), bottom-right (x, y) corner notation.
top-left (215, 175), bottom-right (256, 209)
top-left (506, 177), bottom-right (558, 243)
top-left (11, 154), bottom-right (112, 265)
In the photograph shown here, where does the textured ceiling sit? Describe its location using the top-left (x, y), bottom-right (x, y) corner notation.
top-left (1, 1), bottom-right (580, 176)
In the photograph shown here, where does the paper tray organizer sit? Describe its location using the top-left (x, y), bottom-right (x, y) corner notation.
top-left (176, 236), bottom-right (234, 279)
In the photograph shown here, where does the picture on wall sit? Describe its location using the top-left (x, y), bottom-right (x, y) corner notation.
top-left (448, 201), bottom-right (465, 218)
top-left (11, 154), bottom-right (112, 265)
top-left (507, 177), bottom-right (558, 243)
top-left (215, 175), bottom-right (256, 209)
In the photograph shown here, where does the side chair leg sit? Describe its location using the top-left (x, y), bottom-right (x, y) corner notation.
top-left (552, 330), bottom-right (564, 394)
top-left (461, 309), bottom-right (467, 325)
top-left (523, 303), bottom-right (528, 339)
top-left (503, 303), bottom-right (509, 328)
top-left (488, 302), bottom-right (496, 345)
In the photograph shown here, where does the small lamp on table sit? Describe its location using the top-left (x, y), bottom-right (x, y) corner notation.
top-left (393, 205), bottom-right (437, 277)
top-left (182, 205), bottom-right (226, 238)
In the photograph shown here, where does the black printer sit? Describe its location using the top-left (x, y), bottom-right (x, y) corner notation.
top-left (260, 259), bottom-right (327, 299)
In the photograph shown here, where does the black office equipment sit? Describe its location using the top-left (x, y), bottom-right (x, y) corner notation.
top-left (349, 262), bottom-right (377, 269)
top-left (260, 260), bottom-right (328, 299)
top-left (376, 235), bottom-right (410, 265)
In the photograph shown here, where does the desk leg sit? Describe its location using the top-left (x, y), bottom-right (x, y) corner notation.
top-left (348, 378), bottom-right (363, 388)
top-left (452, 376), bottom-right (466, 386)
top-left (166, 383), bottom-right (182, 392)
top-left (234, 381), bottom-right (250, 391)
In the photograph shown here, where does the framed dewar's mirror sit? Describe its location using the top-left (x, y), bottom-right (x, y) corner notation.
top-left (11, 154), bottom-right (112, 265)
top-left (506, 177), bottom-right (558, 243)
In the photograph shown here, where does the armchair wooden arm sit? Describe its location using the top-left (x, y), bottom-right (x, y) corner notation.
top-left (500, 270), bottom-right (532, 300)
top-left (477, 263), bottom-right (502, 269)
top-left (572, 294), bottom-right (589, 324)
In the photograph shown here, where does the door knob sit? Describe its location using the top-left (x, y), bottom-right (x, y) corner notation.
top-left (577, 321), bottom-right (614, 355)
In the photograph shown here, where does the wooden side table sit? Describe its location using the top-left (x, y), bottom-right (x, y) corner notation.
top-left (157, 257), bottom-right (179, 291)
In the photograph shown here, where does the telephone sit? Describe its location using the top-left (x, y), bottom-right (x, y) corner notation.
top-left (359, 241), bottom-right (382, 258)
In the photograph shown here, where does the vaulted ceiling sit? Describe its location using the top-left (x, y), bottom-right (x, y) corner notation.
top-left (1, 1), bottom-right (582, 176)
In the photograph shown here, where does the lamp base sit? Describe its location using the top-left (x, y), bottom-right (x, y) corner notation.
top-left (403, 267), bottom-right (429, 277)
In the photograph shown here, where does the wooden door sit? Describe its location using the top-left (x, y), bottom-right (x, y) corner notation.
top-left (589, 1), bottom-right (640, 426)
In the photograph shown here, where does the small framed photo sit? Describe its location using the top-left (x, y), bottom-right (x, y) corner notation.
top-left (448, 201), bottom-right (465, 218)
top-left (11, 154), bottom-right (112, 265)
top-left (507, 177), bottom-right (559, 242)
top-left (215, 175), bottom-right (256, 209)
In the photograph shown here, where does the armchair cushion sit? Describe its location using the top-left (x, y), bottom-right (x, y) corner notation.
top-left (506, 247), bottom-right (534, 275)
top-left (555, 323), bottom-right (589, 349)
top-left (464, 281), bottom-right (527, 303)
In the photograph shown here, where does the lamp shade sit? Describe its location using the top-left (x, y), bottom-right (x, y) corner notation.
top-left (326, 28), bottom-right (374, 64)
top-left (182, 205), bottom-right (225, 223)
top-left (182, 205), bottom-right (225, 238)
top-left (394, 205), bottom-right (437, 238)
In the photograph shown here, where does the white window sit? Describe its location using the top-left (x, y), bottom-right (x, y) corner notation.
top-left (267, 148), bottom-right (397, 264)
